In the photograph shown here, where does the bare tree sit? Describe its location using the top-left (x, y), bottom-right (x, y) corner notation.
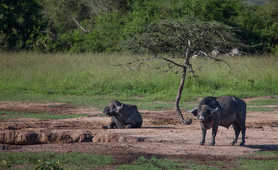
top-left (127, 18), bottom-right (239, 125)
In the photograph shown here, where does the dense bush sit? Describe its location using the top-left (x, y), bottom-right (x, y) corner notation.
top-left (234, 1), bottom-right (278, 52)
top-left (0, 0), bottom-right (44, 50)
top-left (0, 0), bottom-right (277, 53)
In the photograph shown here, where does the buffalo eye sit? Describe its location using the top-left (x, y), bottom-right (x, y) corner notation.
top-left (191, 108), bottom-right (198, 116)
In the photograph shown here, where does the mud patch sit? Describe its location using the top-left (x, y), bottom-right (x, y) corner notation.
top-left (93, 132), bottom-right (147, 143)
top-left (0, 130), bottom-right (94, 145)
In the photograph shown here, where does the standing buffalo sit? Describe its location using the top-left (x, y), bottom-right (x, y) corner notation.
top-left (103, 100), bottom-right (143, 129)
top-left (191, 96), bottom-right (246, 146)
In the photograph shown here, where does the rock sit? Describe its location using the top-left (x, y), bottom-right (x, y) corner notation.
top-left (211, 49), bottom-right (220, 57)
top-left (230, 48), bottom-right (240, 56)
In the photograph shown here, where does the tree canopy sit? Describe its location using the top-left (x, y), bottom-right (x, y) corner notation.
top-left (126, 18), bottom-right (240, 124)
top-left (0, 0), bottom-right (277, 54)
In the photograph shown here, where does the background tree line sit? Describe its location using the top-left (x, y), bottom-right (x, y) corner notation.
top-left (0, 0), bottom-right (277, 54)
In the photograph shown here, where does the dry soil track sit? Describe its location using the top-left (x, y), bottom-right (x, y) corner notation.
top-left (0, 98), bottom-right (278, 164)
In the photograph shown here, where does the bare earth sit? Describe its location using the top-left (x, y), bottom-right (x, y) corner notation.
top-left (0, 97), bottom-right (278, 165)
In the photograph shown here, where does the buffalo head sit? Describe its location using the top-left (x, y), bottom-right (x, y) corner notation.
top-left (103, 100), bottom-right (124, 116)
top-left (191, 105), bottom-right (220, 122)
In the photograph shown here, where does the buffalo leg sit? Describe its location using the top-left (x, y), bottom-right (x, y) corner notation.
top-left (112, 117), bottom-right (125, 129)
top-left (231, 123), bottom-right (240, 145)
top-left (240, 122), bottom-right (246, 146)
top-left (240, 107), bottom-right (247, 146)
top-left (126, 123), bottom-right (141, 128)
top-left (210, 124), bottom-right (218, 146)
top-left (110, 117), bottom-right (123, 129)
top-left (200, 128), bottom-right (207, 145)
top-left (108, 122), bottom-right (116, 129)
top-left (126, 124), bottom-right (134, 128)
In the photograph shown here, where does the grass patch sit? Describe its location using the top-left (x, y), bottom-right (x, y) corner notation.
top-left (0, 152), bottom-right (114, 170)
top-left (234, 159), bottom-right (278, 170)
top-left (117, 156), bottom-right (224, 170)
top-left (251, 151), bottom-right (278, 157)
top-left (0, 111), bottom-right (88, 120)
top-left (0, 52), bottom-right (278, 104)
top-left (247, 107), bottom-right (277, 112)
top-left (0, 92), bottom-right (187, 111)
top-left (232, 151), bottom-right (278, 170)
top-left (117, 156), bottom-right (186, 170)
top-left (1, 152), bottom-right (277, 170)
top-left (247, 97), bottom-right (278, 106)
top-left (117, 154), bottom-right (278, 170)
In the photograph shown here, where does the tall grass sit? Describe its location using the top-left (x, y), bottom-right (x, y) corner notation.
top-left (187, 56), bottom-right (278, 98)
top-left (0, 52), bottom-right (277, 102)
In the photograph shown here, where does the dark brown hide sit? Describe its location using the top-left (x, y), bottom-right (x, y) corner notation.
top-left (103, 100), bottom-right (143, 129)
top-left (191, 96), bottom-right (246, 146)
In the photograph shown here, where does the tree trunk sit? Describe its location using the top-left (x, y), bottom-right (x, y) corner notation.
top-left (175, 66), bottom-right (192, 125)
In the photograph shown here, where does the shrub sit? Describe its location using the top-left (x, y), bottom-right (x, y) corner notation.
top-left (0, 0), bottom-right (45, 50)
top-left (35, 160), bottom-right (64, 170)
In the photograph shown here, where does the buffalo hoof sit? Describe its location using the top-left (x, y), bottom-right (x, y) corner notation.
top-left (200, 142), bottom-right (205, 145)
top-left (102, 126), bottom-right (109, 129)
top-left (240, 142), bottom-right (245, 146)
top-left (126, 124), bottom-right (134, 128)
top-left (209, 143), bottom-right (215, 146)
top-left (231, 141), bottom-right (236, 145)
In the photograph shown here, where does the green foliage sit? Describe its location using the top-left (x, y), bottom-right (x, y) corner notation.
top-left (33, 0), bottom-right (129, 52)
top-left (125, 17), bottom-right (240, 55)
top-left (0, 0), bottom-right (44, 50)
top-left (234, 1), bottom-right (278, 52)
top-left (69, 12), bottom-right (124, 53)
top-left (1, 0), bottom-right (276, 53)
top-left (40, 0), bottom-right (93, 33)
top-left (195, 0), bottom-right (244, 24)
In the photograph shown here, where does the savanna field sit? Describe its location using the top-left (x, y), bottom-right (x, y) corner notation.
top-left (1, 52), bottom-right (278, 169)
top-left (1, 52), bottom-right (278, 102)
top-left (1, 0), bottom-right (278, 169)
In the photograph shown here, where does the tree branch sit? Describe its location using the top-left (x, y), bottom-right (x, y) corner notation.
top-left (158, 56), bottom-right (185, 68)
top-left (199, 51), bottom-right (231, 69)
top-left (188, 63), bottom-right (198, 78)
top-left (72, 17), bottom-right (90, 33)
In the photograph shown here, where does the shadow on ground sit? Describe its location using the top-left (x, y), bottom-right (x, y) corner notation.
top-left (245, 144), bottom-right (278, 151)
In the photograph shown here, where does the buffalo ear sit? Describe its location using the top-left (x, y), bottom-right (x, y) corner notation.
top-left (103, 106), bottom-right (110, 114)
top-left (190, 108), bottom-right (198, 116)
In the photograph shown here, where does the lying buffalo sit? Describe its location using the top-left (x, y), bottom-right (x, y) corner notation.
top-left (191, 96), bottom-right (246, 146)
top-left (103, 100), bottom-right (143, 129)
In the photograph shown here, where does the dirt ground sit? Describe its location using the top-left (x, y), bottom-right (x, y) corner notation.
top-left (1, 97), bottom-right (278, 165)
